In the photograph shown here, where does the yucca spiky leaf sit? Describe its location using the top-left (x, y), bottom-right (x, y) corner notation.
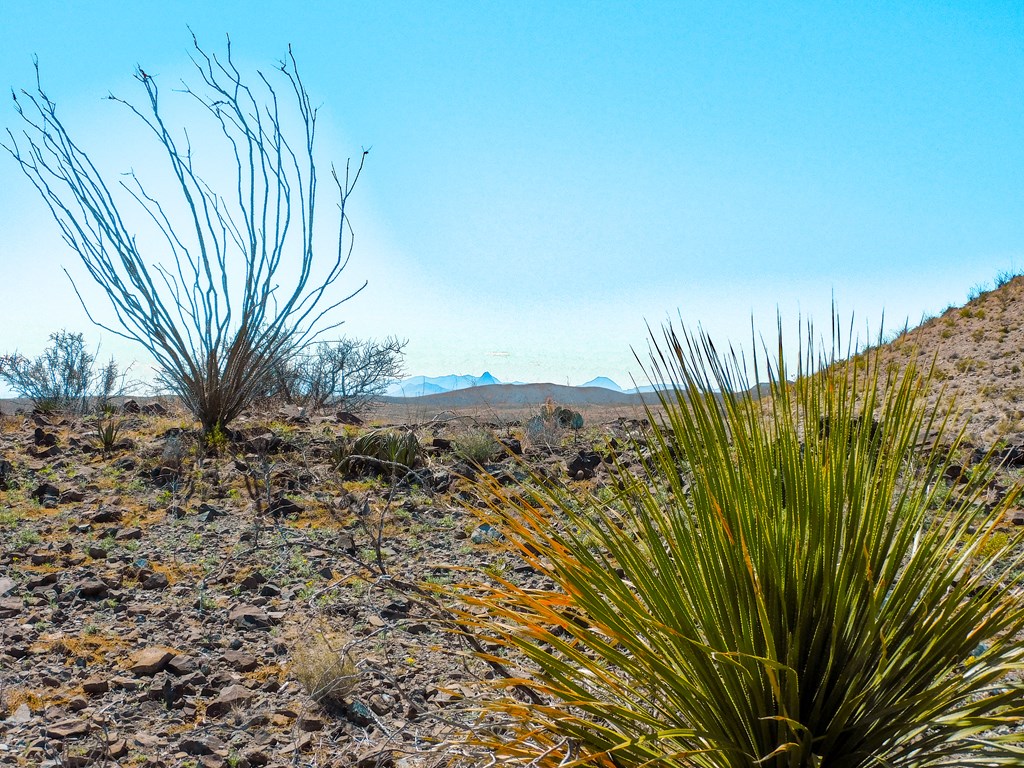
top-left (450, 322), bottom-right (1024, 767)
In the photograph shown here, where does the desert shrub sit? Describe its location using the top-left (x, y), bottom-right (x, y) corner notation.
top-left (288, 627), bottom-right (358, 708)
top-left (0, 330), bottom-right (123, 413)
top-left (454, 427), bottom-right (500, 464)
top-left (524, 414), bottom-right (563, 449)
top-left (994, 268), bottom-right (1022, 288)
top-left (265, 336), bottom-right (407, 413)
top-left (968, 283), bottom-right (989, 302)
top-left (524, 398), bottom-right (583, 450)
top-left (452, 322), bottom-right (1024, 767)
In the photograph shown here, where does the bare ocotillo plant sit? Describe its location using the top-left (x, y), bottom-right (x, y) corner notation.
top-left (3, 35), bottom-right (366, 433)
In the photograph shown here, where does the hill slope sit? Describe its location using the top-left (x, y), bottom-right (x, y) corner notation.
top-left (381, 382), bottom-right (654, 408)
top-left (870, 274), bottom-right (1024, 445)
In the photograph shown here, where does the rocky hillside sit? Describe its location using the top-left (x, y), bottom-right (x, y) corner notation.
top-left (868, 273), bottom-right (1024, 445)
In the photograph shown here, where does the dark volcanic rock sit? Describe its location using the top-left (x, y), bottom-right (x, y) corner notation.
top-left (33, 427), bottom-right (57, 447)
top-left (31, 482), bottom-right (61, 504)
top-left (206, 684), bottom-right (253, 717)
top-left (567, 450), bottom-right (602, 480)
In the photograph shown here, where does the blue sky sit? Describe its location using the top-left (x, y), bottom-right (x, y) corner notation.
top-left (1, 1), bottom-right (1022, 390)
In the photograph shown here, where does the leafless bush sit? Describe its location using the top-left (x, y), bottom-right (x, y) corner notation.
top-left (267, 336), bottom-right (406, 413)
top-left (0, 330), bottom-right (125, 413)
top-left (4, 36), bottom-right (366, 433)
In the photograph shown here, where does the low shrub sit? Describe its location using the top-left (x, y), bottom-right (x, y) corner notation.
top-left (94, 417), bottom-right (123, 454)
top-left (288, 627), bottom-right (358, 708)
top-left (454, 427), bottom-right (500, 465)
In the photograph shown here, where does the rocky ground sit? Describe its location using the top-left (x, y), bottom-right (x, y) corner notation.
top-left (0, 398), bottom-right (651, 768)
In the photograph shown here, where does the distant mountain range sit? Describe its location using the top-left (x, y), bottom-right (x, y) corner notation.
top-left (385, 373), bottom-right (663, 398)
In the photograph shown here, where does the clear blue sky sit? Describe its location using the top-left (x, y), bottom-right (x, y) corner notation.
top-left (1, 1), bottom-right (1022, 390)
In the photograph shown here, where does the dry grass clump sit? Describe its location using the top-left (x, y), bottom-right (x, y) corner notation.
top-left (0, 687), bottom-right (45, 718)
top-left (453, 426), bottom-right (500, 464)
top-left (287, 625), bottom-right (359, 708)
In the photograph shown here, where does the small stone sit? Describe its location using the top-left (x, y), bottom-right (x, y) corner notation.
top-left (75, 579), bottom-right (108, 598)
top-left (46, 719), bottom-right (90, 739)
top-left (131, 732), bottom-right (165, 750)
top-left (205, 684), bottom-right (253, 717)
top-left (228, 605), bottom-right (273, 630)
top-left (470, 523), bottom-right (503, 544)
top-left (86, 546), bottom-right (108, 560)
top-left (82, 677), bottom-right (109, 694)
top-left (346, 699), bottom-right (374, 726)
top-left (297, 715), bottom-right (325, 732)
top-left (243, 749), bottom-right (270, 767)
top-left (141, 572), bottom-right (169, 590)
top-left (29, 548), bottom-right (57, 564)
top-left (6, 703), bottom-right (31, 723)
top-left (237, 572), bottom-right (266, 590)
top-left (26, 573), bottom-right (58, 590)
top-left (114, 527), bottom-right (142, 542)
top-left (222, 649), bottom-right (258, 672)
top-left (89, 507), bottom-right (122, 524)
top-left (166, 654), bottom-right (198, 676)
top-left (0, 597), bottom-right (22, 619)
top-left (106, 740), bottom-right (128, 759)
top-left (268, 495), bottom-right (303, 517)
top-left (31, 481), bottom-right (61, 502)
top-left (33, 428), bottom-right (57, 446)
top-left (0, 577), bottom-right (15, 596)
top-left (179, 734), bottom-right (226, 755)
top-left (128, 647), bottom-right (174, 676)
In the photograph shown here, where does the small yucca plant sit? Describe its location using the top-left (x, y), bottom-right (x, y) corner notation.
top-left (452, 323), bottom-right (1024, 767)
top-left (339, 429), bottom-right (421, 474)
top-left (94, 417), bottom-right (123, 454)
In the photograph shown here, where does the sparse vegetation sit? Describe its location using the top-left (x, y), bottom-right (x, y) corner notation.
top-left (453, 427), bottom-right (500, 464)
top-left (266, 336), bottom-right (407, 413)
top-left (94, 417), bottom-right (123, 454)
top-left (0, 330), bottom-right (123, 413)
top-left (333, 429), bottom-right (422, 482)
top-left (288, 626), bottom-right (359, 707)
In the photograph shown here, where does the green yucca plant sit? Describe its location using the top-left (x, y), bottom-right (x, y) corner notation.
top-left (341, 429), bottom-right (421, 473)
top-left (94, 417), bottom-right (123, 454)
top-left (452, 322), bottom-right (1024, 767)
